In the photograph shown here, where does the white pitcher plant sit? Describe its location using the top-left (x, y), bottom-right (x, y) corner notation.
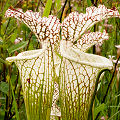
top-left (5, 5), bottom-right (120, 120)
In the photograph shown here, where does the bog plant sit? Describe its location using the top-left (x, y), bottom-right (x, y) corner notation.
top-left (5, 5), bottom-right (120, 120)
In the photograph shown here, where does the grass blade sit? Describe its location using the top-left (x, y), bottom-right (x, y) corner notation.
top-left (42, 0), bottom-right (52, 17)
top-left (10, 78), bottom-right (20, 120)
top-left (87, 0), bottom-right (92, 6)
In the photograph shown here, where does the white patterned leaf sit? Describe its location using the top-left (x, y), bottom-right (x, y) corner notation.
top-left (61, 5), bottom-right (120, 43)
top-left (59, 40), bottom-right (113, 119)
top-left (5, 7), bottom-right (60, 45)
top-left (73, 31), bottom-right (109, 52)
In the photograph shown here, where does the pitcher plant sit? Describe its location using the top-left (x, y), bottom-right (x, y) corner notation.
top-left (5, 5), bottom-right (120, 120)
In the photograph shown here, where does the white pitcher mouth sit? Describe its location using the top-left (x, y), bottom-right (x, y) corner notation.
top-left (6, 48), bottom-right (45, 63)
top-left (6, 41), bottom-right (113, 70)
top-left (60, 40), bottom-right (113, 69)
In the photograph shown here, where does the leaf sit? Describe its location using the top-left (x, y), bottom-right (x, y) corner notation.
top-left (1, 0), bottom-right (11, 16)
top-left (0, 57), bottom-right (6, 64)
top-left (0, 108), bottom-right (5, 120)
top-left (0, 97), bottom-right (5, 100)
top-left (10, 29), bottom-right (18, 43)
top-left (94, 103), bottom-right (106, 118)
top-left (74, 31), bottom-right (109, 52)
top-left (87, 0), bottom-right (92, 7)
top-left (0, 37), bottom-right (3, 42)
top-left (0, 82), bottom-right (9, 94)
top-left (5, 8), bottom-right (60, 44)
top-left (10, 80), bottom-right (20, 120)
top-left (61, 5), bottom-right (120, 45)
top-left (42, 0), bottom-right (52, 17)
top-left (8, 41), bottom-right (28, 54)
top-left (55, 0), bottom-right (61, 11)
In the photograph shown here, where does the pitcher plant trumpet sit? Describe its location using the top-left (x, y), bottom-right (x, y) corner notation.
top-left (5, 5), bottom-right (120, 120)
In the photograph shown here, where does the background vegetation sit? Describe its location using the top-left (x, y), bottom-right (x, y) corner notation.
top-left (0, 0), bottom-right (120, 119)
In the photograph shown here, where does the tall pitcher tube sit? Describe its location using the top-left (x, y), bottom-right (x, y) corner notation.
top-left (59, 40), bottom-right (113, 120)
top-left (6, 46), bottom-right (61, 120)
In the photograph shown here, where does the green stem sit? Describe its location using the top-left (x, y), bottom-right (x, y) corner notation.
top-left (95, 56), bottom-right (120, 120)
top-left (10, 80), bottom-right (20, 120)
top-left (9, 67), bottom-right (20, 120)
top-left (88, 69), bottom-right (111, 120)
top-left (60, 0), bottom-right (68, 23)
